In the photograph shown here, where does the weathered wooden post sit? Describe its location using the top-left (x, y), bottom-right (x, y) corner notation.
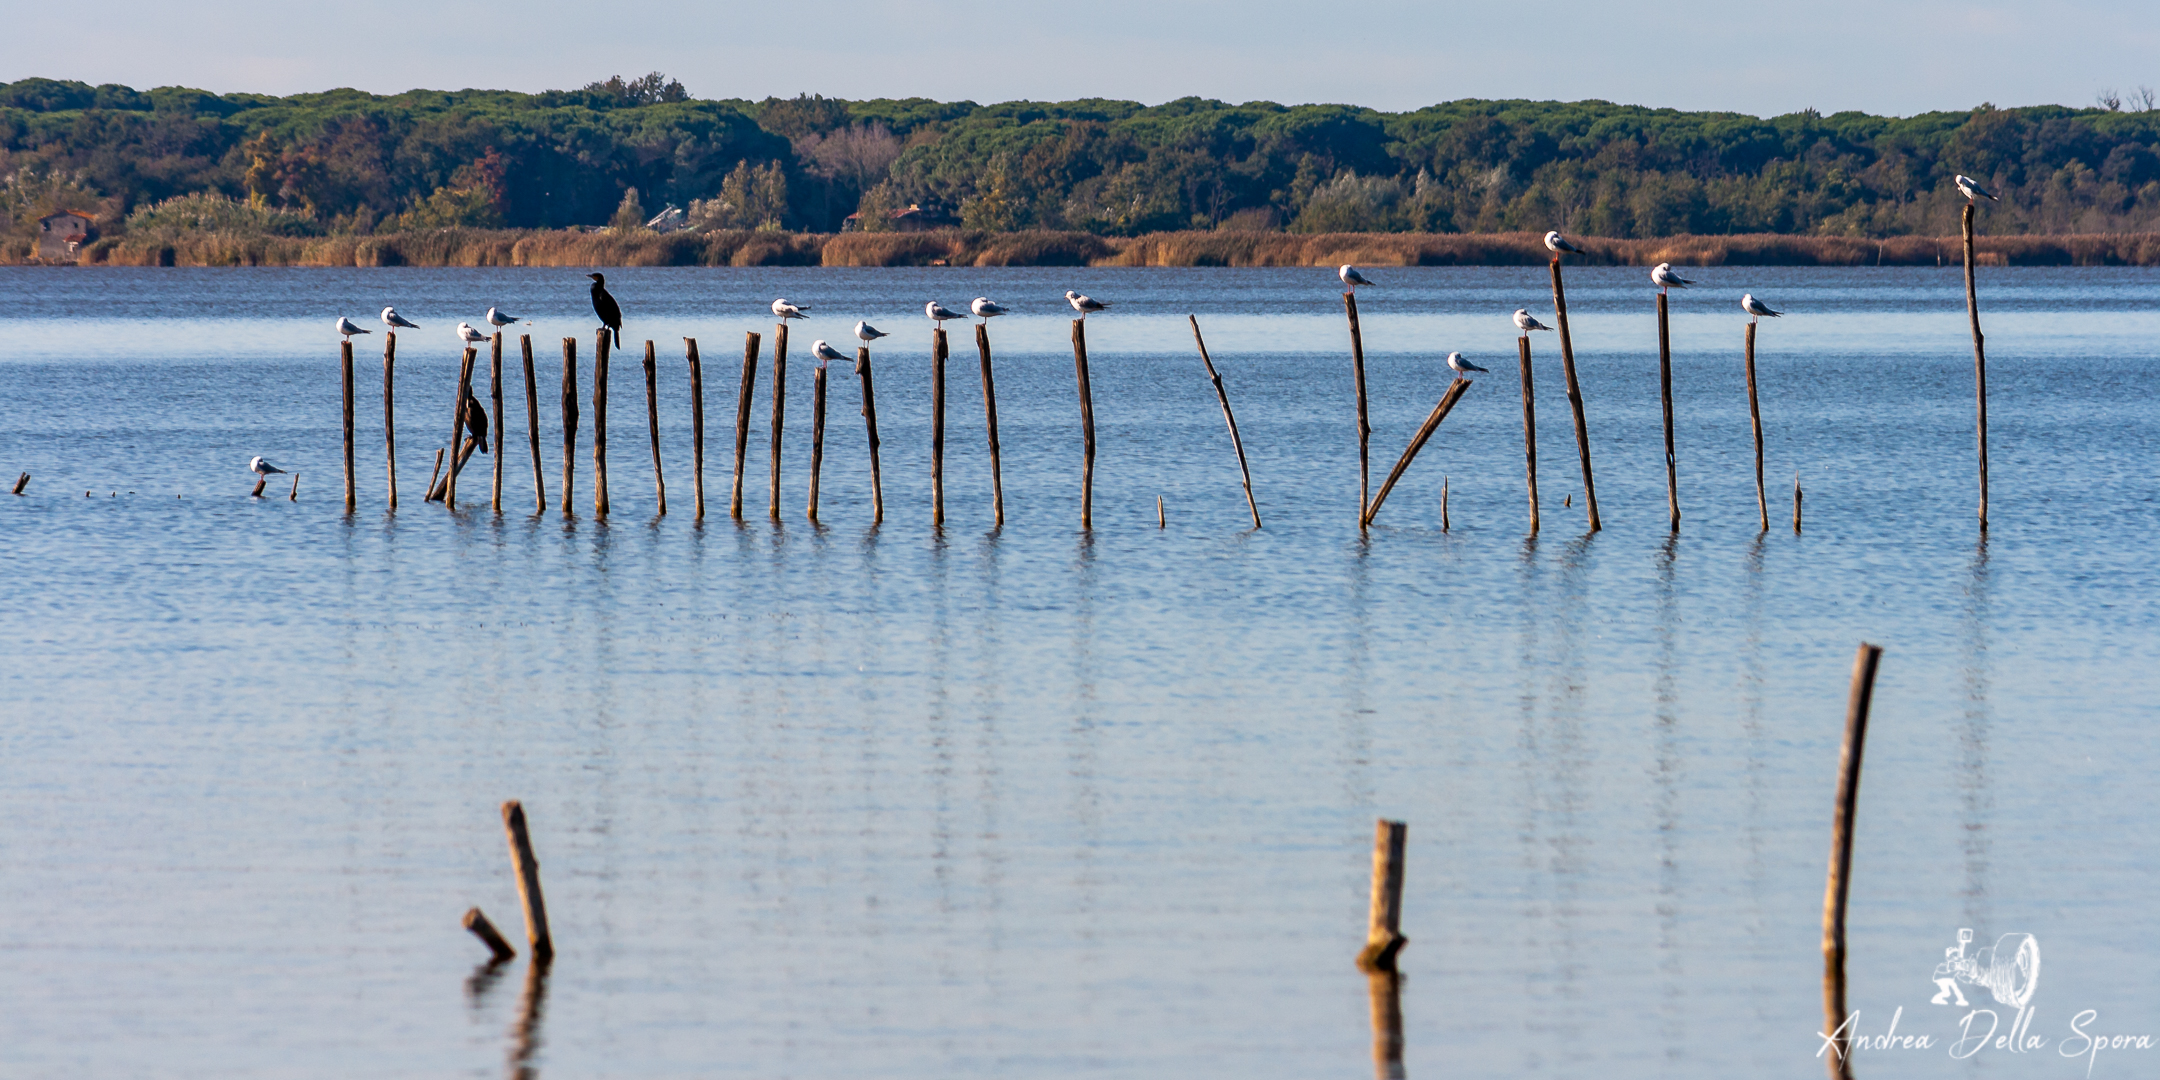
top-left (1549, 258), bottom-right (1601, 530)
top-left (1745, 322), bottom-right (1767, 532)
top-left (1345, 291), bottom-right (1372, 524)
top-left (10, 473), bottom-right (27, 495)
top-left (1518, 336), bottom-right (1538, 533)
top-left (1362, 379), bottom-right (1474, 527)
top-left (462, 907), bottom-right (516, 962)
top-left (490, 331), bottom-right (505, 513)
top-left (931, 327), bottom-right (947, 527)
top-left (857, 346), bottom-right (884, 524)
top-left (446, 346), bottom-right (476, 510)
top-left (427, 448), bottom-right (444, 502)
top-left (501, 800), bottom-right (554, 962)
top-left (807, 360), bottom-right (827, 521)
top-left (685, 338), bottom-right (704, 520)
top-left (732, 332), bottom-right (760, 518)
top-left (593, 329), bottom-right (610, 518)
top-left (1963, 203), bottom-right (1989, 531)
top-left (1073, 318), bottom-right (1096, 529)
top-left (522, 334), bottom-right (543, 514)
top-left (1821, 643), bottom-right (1884, 1080)
top-left (1656, 291), bottom-right (1678, 532)
top-left (384, 333), bottom-right (399, 509)
top-left (559, 338), bottom-right (578, 517)
top-left (975, 323), bottom-right (1003, 527)
top-left (1188, 316), bottom-right (1261, 528)
top-left (1355, 819), bottom-right (1408, 972)
top-left (769, 322), bottom-right (788, 521)
top-left (643, 340), bottom-right (665, 515)
top-left (341, 339), bottom-right (356, 512)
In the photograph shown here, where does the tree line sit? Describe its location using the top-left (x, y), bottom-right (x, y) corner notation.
top-left (6, 73), bottom-right (2160, 248)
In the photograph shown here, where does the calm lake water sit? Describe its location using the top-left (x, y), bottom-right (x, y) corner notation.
top-left (3, 264), bottom-right (2157, 1078)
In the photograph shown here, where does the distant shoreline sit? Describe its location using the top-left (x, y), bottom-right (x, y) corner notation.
top-left (11, 228), bottom-right (2160, 269)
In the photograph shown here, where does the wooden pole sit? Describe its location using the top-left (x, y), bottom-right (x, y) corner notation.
top-left (593, 329), bottom-right (610, 518)
top-left (490, 332), bottom-right (504, 514)
top-left (807, 362), bottom-right (826, 521)
top-left (427, 447), bottom-right (444, 501)
top-left (428, 437), bottom-right (478, 502)
top-left (251, 477), bottom-right (266, 498)
top-left (1345, 292), bottom-right (1372, 525)
top-left (290, 472), bottom-right (299, 501)
top-left (501, 800), bottom-right (553, 962)
top-left (341, 339), bottom-right (355, 512)
top-left (1362, 378), bottom-right (1474, 527)
top-left (732, 332), bottom-right (759, 518)
top-left (1189, 316), bottom-right (1261, 529)
top-left (975, 323), bottom-right (1004, 527)
top-left (931, 327), bottom-right (947, 527)
top-left (769, 323), bottom-right (788, 521)
top-left (1964, 203), bottom-right (1989, 532)
top-left (1821, 643), bottom-right (1884, 1080)
top-left (10, 472), bottom-right (26, 495)
top-left (1355, 819), bottom-right (1408, 972)
top-left (1657, 292), bottom-right (1678, 533)
top-left (522, 334), bottom-right (544, 515)
top-left (559, 338), bottom-right (578, 517)
top-left (1746, 321), bottom-right (1768, 532)
top-left (446, 346), bottom-right (476, 510)
top-left (1441, 476), bottom-right (1449, 532)
top-left (1073, 318), bottom-right (1096, 530)
top-left (643, 340), bottom-right (665, 515)
top-left (1795, 472), bottom-right (1804, 534)
top-left (384, 332), bottom-right (398, 510)
top-left (686, 338), bottom-right (705, 520)
top-left (462, 907), bottom-right (516, 962)
top-left (1518, 336), bottom-right (1539, 533)
top-left (858, 346), bottom-right (884, 524)
top-left (1550, 259), bottom-right (1601, 530)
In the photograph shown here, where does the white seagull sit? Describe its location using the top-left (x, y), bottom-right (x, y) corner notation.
top-left (854, 320), bottom-right (889, 343)
top-left (249, 456), bottom-right (286, 479)
top-left (925, 301), bottom-right (966, 327)
top-left (1544, 231), bottom-right (1586, 255)
top-left (381, 307), bottom-right (420, 330)
top-left (970, 297), bottom-right (1009, 322)
top-left (1066, 290), bottom-right (1109, 318)
top-left (1742, 294), bottom-right (1783, 322)
top-left (810, 340), bottom-right (848, 369)
top-left (456, 322), bottom-right (489, 346)
top-left (335, 316), bottom-right (372, 340)
top-left (1955, 174), bottom-right (2000, 203)
top-left (486, 307), bottom-right (520, 328)
top-left (1513, 308), bottom-right (1553, 334)
top-left (772, 298), bottom-right (810, 320)
top-left (1339, 265), bottom-right (1375, 289)
top-left (1650, 263), bottom-right (1695, 293)
top-left (1447, 351), bottom-right (1489, 375)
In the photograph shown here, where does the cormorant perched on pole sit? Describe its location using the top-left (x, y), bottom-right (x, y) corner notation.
top-left (589, 272), bottom-right (622, 349)
top-left (462, 391), bottom-right (490, 454)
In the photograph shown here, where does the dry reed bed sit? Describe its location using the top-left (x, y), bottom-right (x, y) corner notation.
top-left (17, 228), bottom-right (2160, 268)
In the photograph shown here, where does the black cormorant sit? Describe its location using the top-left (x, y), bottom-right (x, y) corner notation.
top-left (589, 272), bottom-right (623, 349)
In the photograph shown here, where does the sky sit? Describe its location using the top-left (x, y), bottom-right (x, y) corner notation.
top-left (8, 0), bottom-right (2160, 118)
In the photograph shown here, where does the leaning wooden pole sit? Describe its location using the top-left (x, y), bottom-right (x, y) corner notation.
top-left (970, 323), bottom-right (1006, 527)
top-left (1345, 291), bottom-right (1372, 524)
top-left (931, 327), bottom-right (947, 528)
top-left (1963, 203), bottom-right (1989, 532)
top-left (769, 323), bottom-right (789, 521)
top-left (857, 346), bottom-right (884, 524)
top-left (490, 332), bottom-right (505, 514)
top-left (501, 800), bottom-right (554, 963)
top-left (1188, 316), bottom-right (1261, 528)
top-left (1518, 336), bottom-right (1539, 533)
top-left (559, 338), bottom-right (578, 517)
top-left (1656, 292), bottom-right (1678, 533)
top-left (1745, 321), bottom-right (1768, 532)
top-left (643, 340), bottom-right (665, 515)
top-left (340, 339), bottom-right (356, 512)
top-left (1821, 643), bottom-right (1884, 1080)
top-left (446, 346), bottom-right (476, 510)
top-left (1550, 259), bottom-right (1601, 530)
top-left (732, 332), bottom-right (760, 518)
top-left (1363, 379), bottom-right (1474, 527)
top-left (807, 361), bottom-right (826, 522)
top-left (522, 334), bottom-right (543, 515)
top-left (686, 338), bottom-right (704, 520)
top-left (1073, 319), bottom-right (1097, 529)
top-left (383, 333), bottom-right (399, 509)
top-left (593, 328), bottom-right (611, 518)
top-left (1355, 819), bottom-right (1408, 973)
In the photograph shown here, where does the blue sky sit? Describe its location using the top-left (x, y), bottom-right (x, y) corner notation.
top-left (9, 0), bottom-right (2159, 117)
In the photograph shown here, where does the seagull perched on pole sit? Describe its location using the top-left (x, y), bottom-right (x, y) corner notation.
top-left (1447, 351), bottom-right (1489, 376)
top-left (1544, 231), bottom-right (1585, 256)
top-left (1339, 265), bottom-right (1375, 290)
top-left (335, 317), bottom-right (371, 340)
top-left (485, 307), bottom-right (520, 329)
top-left (1066, 290), bottom-right (1109, 318)
top-left (1742, 294), bottom-right (1783, 322)
top-left (772, 298), bottom-right (810, 321)
top-left (1650, 263), bottom-right (1695, 294)
top-left (456, 322), bottom-right (489, 346)
top-left (925, 301), bottom-right (966, 328)
top-left (1513, 309), bottom-right (1553, 334)
top-left (854, 320), bottom-right (889, 343)
top-left (1955, 175), bottom-right (2000, 204)
top-left (810, 340), bottom-right (848, 369)
top-left (249, 456), bottom-right (285, 480)
top-left (970, 297), bottom-right (1009, 323)
top-left (381, 307), bottom-right (420, 331)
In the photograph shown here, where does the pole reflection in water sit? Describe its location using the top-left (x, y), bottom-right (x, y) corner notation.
top-left (1651, 535), bottom-right (1686, 1059)
top-left (508, 957), bottom-right (552, 1080)
top-left (1739, 534), bottom-right (1772, 1025)
top-left (1959, 537), bottom-right (1994, 924)
top-left (1367, 970), bottom-right (1406, 1080)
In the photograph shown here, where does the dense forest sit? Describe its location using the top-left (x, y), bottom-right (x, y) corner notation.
top-left (6, 73), bottom-right (2160, 251)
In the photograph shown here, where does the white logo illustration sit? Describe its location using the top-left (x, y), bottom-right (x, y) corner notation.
top-left (1931, 927), bottom-right (2041, 1009)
